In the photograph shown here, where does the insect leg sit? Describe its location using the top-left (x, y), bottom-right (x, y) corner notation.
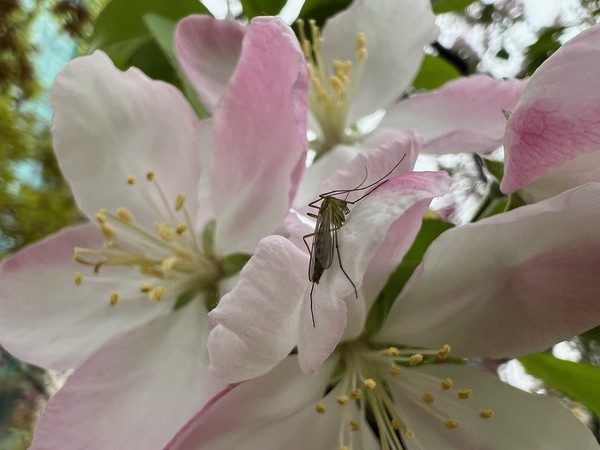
top-left (310, 281), bottom-right (316, 327)
top-left (334, 228), bottom-right (358, 299)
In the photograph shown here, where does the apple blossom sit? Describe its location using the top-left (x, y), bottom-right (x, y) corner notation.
top-left (501, 23), bottom-right (600, 203)
top-left (176, 0), bottom-right (526, 160)
top-left (169, 180), bottom-right (600, 449)
top-left (0, 16), bottom-right (307, 449)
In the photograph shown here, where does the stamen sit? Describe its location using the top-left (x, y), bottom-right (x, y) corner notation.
top-left (156, 224), bottom-right (175, 241)
top-left (350, 388), bottom-right (362, 400)
top-left (363, 378), bottom-right (376, 390)
top-left (480, 409), bottom-right (494, 419)
top-left (458, 389), bottom-right (472, 399)
top-left (146, 171), bottom-right (155, 181)
top-left (161, 256), bottom-right (178, 272)
top-left (389, 365), bottom-right (401, 376)
top-left (176, 223), bottom-right (187, 235)
top-left (95, 211), bottom-right (106, 223)
top-left (422, 393), bottom-right (434, 404)
top-left (127, 175), bottom-right (136, 185)
top-left (441, 378), bottom-right (453, 390)
top-left (409, 353), bottom-right (423, 366)
top-left (337, 394), bottom-right (349, 405)
top-left (100, 223), bottom-right (117, 239)
top-left (349, 420), bottom-right (360, 431)
top-left (109, 291), bottom-right (119, 306)
top-left (437, 344), bottom-right (451, 360)
top-left (74, 272), bottom-right (83, 285)
top-left (315, 402), bottom-right (327, 414)
top-left (149, 285), bottom-right (165, 301)
top-left (175, 192), bottom-right (186, 211)
top-left (387, 346), bottom-right (400, 357)
top-left (140, 283), bottom-right (153, 293)
top-left (116, 207), bottom-right (134, 225)
top-left (444, 419), bottom-right (459, 429)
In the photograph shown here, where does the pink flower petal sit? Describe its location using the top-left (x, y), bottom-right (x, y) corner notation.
top-left (389, 364), bottom-right (599, 449)
top-left (298, 171), bottom-right (453, 373)
top-left (502, 23), bottom-right (600, 198)
top-left (165, 356), bottom-right (347, 450)
top-left (322, 0), bottom-right (437, 124)
top-left (175, 16), bottom-right (245, 113)
top-left (211, 17), bottom-right (308, 254)
top-left (377, 183), bottom-right (600, 358)
top-left (380, 75), bottom-right (527, 154)
top-left (51, 51), bottom-right (207, 225)
top-left (207, 236), bottom-right (307, 384)
top-left (0, 224), bottom-right (172, 370)
top-left (30, 301), bottom-right (223, 450)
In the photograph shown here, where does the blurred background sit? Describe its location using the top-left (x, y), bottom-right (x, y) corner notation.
top-left (1, 0), bottom-right (599, 448)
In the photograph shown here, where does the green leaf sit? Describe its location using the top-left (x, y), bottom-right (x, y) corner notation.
top-left (482, 158), bottom-right (504, 183)
top-left (580, 326), bottom-right (600, 353)
top-left (143, 13), bottom-right (209, 117)
top-left (364, 219), bottom-right (454, 337)
top-left (221, 253), bottom-right (252, 277)
top-left (298, 0), bottom-right (352, 27)
top-left (520, 353), bottom-right (600, 419)
top-left (519, 26), bottom-right (565, 78)
top-left (91, 0), bottom-right (207, 68)
top-left (174, 290), bottom-right (196, 310)
top-left (127, 39), bottom-right (179, 85)
top-left (431, 0), bottom-right (477, 14)
top-left (202, 220), bottom-right (216, 255)
top-left (412, 54), bottom-right (461, 90)
top-left (241, 0), bottom-right (286, 18)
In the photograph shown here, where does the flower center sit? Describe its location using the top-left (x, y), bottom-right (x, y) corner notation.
top-left (297, 19), bottom-right (367, 155)
top-left (314, 342), bottom-right (493, 449)
top-left (73, 171), bottom-right (235, 309)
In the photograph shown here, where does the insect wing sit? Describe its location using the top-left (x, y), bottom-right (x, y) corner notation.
top-left (309, 203), bottom-right (335, 282)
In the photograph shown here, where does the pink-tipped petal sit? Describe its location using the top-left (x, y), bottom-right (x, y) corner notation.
top-left (389, 364), bottom-right (599, 449)
top-left (175, 16), bottom-right (245, 112)
top-left (166, 356), bottom-right (350, 450)
top-left (51, 51), bottom-right (206, 225)
top-left (298, 171), bottom-right (452, 373)
top-left (322, 0), bottom-right (437, 124)
top-left (30, 301), bottom-right (222, 450)
top-left (211, 17), bottom-right (308, 254)
top-left (207, 236), bottom-right (307, 384)
top-left (0, 224), bottom-right (172, 370)
top-left (502, 23), bottom-right (600, 197)
top-left (380, 76), bottom-right (527, 154)
top-left (377, 183), bottom-right (600, 358)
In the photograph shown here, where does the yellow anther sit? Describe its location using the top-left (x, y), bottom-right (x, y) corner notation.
top-left (329, 75), bottom-right (344, 93)
top-left (140, 283), bottom-right (153, 293)
top-left (161, 256), bottom-right (177, 272)
top-left (389, 365), bottom-right (401, 376)
top-left (74, 272), bottom-right (83, 285)
top-left (175, 192), bottom-right (186, 211)
top-left (441, 378), bottom-right (453, 390)
top-left (350, 388), bottom-right (362, 400)
top-left (109, 291), bottom-right (119, 306)
top-left (357, 48), bottom-right (368, 61)
top-left (437, 344), bottom-right (451, 360)
top-left (363, 378), bottom-right (376, 390)
top-left (444, 419), bottom-right (459, 429)
top-left (176, 223), bottom-right (187, 235)
top-left (315, 402), bottom-right (326, 414)
top-left (174, 246), bottom-right (193, 260)
top-left (100, 223), bottom-right (117, 239)
top-left (146, 171), bottom-right (155, 181)
top-left (339, 447), bottom-right (349, 450)
top-left (127, 175), bottom-right (136, 185)
top-left (390, 419), bottom-right (402, 430)
top-left (458, 389), bottom-right (472, 399)
top-left (95, 211), bottom-right (106, 223)
top-left (116, 207), bottom-right (134, 225)
top-left (387, 346), bottom-right (400, 357)
top-left (480, 409), bottom-right (493, 419)
top-left (422, 393), bottom-right (434, 404)
top-left (156, 224), bottom-right (175, 241)
top-left (356, 32), bottom-right (366, 51)
top-left (149, 285), bottom-right (165, 301)
top-left (409, 353), bottom-right (423, 366)
top-left (349, 419), bottom-right (360, 431)
top-left (404, 430), bottom-right (414, 439)
top-left (336, 394), bottom-right (349, 405)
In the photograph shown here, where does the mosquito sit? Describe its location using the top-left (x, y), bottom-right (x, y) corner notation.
top-left (303, 154), bottom-right (407, 327)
